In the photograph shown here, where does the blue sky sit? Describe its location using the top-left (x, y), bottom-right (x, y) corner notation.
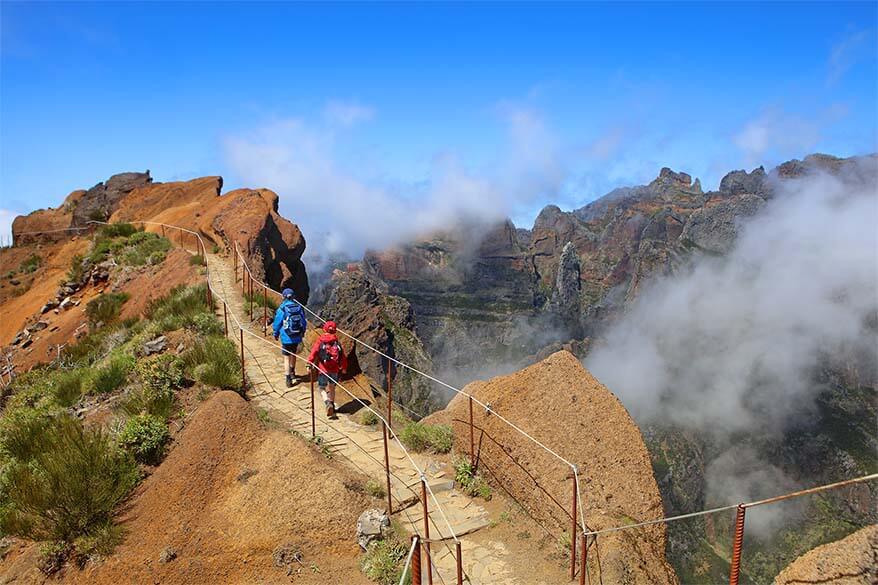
top-left (1, 1), bottom-right (876, 254)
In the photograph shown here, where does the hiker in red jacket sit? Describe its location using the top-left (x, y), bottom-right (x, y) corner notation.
top-left (307, 320), bottom-right (348, 418)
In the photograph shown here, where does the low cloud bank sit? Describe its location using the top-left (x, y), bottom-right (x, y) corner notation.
top-left (586, 160), bottom-right (877, 527)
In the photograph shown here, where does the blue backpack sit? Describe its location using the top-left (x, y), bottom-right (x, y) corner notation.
top-left (281, 303), bottom-right (305, 338)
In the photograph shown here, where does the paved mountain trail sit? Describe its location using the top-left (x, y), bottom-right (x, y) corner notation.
top-left (208, 253), bottom-right (522, 585)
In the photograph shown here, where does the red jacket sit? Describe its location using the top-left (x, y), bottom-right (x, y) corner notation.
top-left (308, 333), bottom-right (348, 375)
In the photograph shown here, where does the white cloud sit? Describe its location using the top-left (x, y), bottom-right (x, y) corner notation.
top-left (223, 100), bottom-right (566, 264)
top-left (827, 29), bottom-right (873, 86)
top-left (733, 109), bottom-right (821, 165)
top-left (0, 209), bottom-right (16, 247)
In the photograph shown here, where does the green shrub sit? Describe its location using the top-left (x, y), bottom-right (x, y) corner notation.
top-left (50, 369), bottom-right (87, 407)
top-left (359, 410), bottom-right (379, 426)
top-left (0, 415), bottom-right (139, 544)
top-left (119, 232), bottom-right (171, 267)
top-left (84, 353), bottom-right (133, 394)
top-left (399, 422), bottom-right (453, 453)
top-left (453, 457), bottom-right (492, 501)
top-left (212, 245), bottom-right (221, 254)
top-left (85, 292), bottom-right (130, 326)
top-left (245, 290), bottom-right (280, 311)
top-left (65, 254), bottom-right (86, 284)
top-left (360, 536), bottom-right (407, 585)
top-left (72, 521), bottom-right (123, 564)
top-left (189, 254), bottom-right (206, 266)
top-left (19, 254), bottom-right (42, 274)
top-left (37, 541), bottom-right (69, 575)
top-left (118, 414), bottom-right (170, 465)
top-left (87, 239), bottom-right (113, 264)
top-left (365, 479), bottom-right (386, 499)
top-left (136, 354), bottom-right (184, 394)
top-left (145, 284), bottom-right (211, 331)
top-left (183, 336), bottom-right (241, 389)
top-left (192, 312), bottom-right (223, 335)
top-left (99, 223), bottom-right (138, 238)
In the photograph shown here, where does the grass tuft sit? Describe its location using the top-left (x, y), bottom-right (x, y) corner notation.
top-left (399, 422), bottom-right (453, 453)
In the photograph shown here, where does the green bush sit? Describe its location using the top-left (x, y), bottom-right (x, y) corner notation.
top-left (136, 354), bottom-right (184, 394)
top-left (399, 422), bottom-right (453, 453)
top-left (453, 457), bottom-right (492, 501)
top-left (192, 312), bottom-right (223, 335)
top-left (99, 223), bottom-right (138, 238)
top-left (84, 353), bottom-right (133, 394)
top-left (37, 541), bottom-right (69, 575)
top-left (245, 290), bottom-right (280, 311)
top-left (65, 254), bottom-right (86, 284)
top-left (50, 369), bottom-right (87, 407)
top-left (145, 284), bottom-right (211, 331)
top-left (183, 336), bottom-right (241, 389)
top-left (359, 410), bottom-right (379, 426)
top-left (189, 254), bottom-right (206, 266)
top-left (119, 232), bottom-right (171, 267)
top-left (365, 478), bottom-right (386, 499)
top-left (19, 254), bottom-right (42, 274)
top-left (360, 535), bottom-right (407, 585)
top-left (85, 292), bottom-right (130, 326)
top-left (118, 414), bottom-right (170, 465)
top-left (0, 415), bottom-right (139, 544)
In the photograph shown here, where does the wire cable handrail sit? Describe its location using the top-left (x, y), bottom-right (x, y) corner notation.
top-left (233, 242), bottom-right (591, 534)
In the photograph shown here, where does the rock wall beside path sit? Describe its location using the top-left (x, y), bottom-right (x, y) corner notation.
top-left (426, 350), bottom-right (679, 584)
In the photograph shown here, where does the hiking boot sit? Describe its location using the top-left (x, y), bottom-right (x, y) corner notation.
top-left (285, 375), bottom-right (293, 388)
top-left (326, 403), bottom-right (335, 418)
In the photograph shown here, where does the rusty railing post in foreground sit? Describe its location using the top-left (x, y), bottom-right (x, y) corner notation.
top-left (179, 227), bottom-right (184, 252)
top-left (239, 328), bottom-right (245, 393)
top-left (382, 419), bottom-right (393, 515)
top-left (161, 224), bottom-right (165, 239)
top-left (410, 535), bottom-right (422, 585)
top-left (387, 356), bottom-right (393, 429)
top-left (729, 504), bottom-right (746, 585)
top-left (223, 302), bottom-right (228, 336)
top-left (421, 478), bottom-right (433, 585)
top-left (262, 285), bottom-right (267, 335)
top-left (455, 540), bottom-right (463, 585)
top-left (579, 533), bottom-right (587, 585)
top-left (249, 273), bottom-right (254, 321)
top-left (570, 473), bottom-right (578, 581)
top-left (468, 395), bottom-right (475, 468)
top-left (310, 366), bottom-right (316, 438)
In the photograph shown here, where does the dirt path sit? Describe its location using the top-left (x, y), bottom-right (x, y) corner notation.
top-left (207, 253), bottom-right (524, 585)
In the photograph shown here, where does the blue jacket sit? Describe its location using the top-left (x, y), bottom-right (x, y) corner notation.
top-left (272, 300), bottom-right (307, 344)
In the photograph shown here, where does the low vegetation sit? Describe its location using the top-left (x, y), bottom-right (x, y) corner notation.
top-left (244, 289), bottom-right (280, 311)
top-left (399, 421), bottom-right (453, 453)
top-left (0, 277), bottom-right (236, 567)
top-left (453, 457), bottom-right (492, 500)
top-left (18, 253), bottom-right (42, 274)
top-left (118, 414), bottom-right (170, 465)
top-left (360, 521), bottom-right (408, 585)
top-left (85, 292), bottom-right (130, 326)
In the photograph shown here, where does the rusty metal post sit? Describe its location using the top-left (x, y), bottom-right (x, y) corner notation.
top-left (729, 504), bottom-right (746, 585)
top-left (468, 395), bottom-right (475, 468)
top-left (263, 285), bottom-right (268, 335)
top-left (234, 246), bottom-right (237, 281)
top-left (455, 540), bottom-right (463, 585)
top-left (382, 419), bottom-right (393, 515)
top-left (410, 535), bottom-right (422, 585)
top-left (179, 227), bottom-right (184, 252)
top-left (239, 328), bottom-right (245, 392)
top-left (570, 476), bottom-right (578, 581)
top-left (579, 534), bottom-right (587, 585)
top-left (161, 224), bottom-right (165, 239)
top-left (310, 367), bottom-right (316, 438)
top-left (421, 478), bottom-right (433, 585)
top-left (223, 302), bottom-right (228, 336)
top-left (387, 356), bottom-right (393, 429)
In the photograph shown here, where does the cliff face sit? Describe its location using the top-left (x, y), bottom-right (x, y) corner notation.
top-left (12, 172), bottom-right (310, 302)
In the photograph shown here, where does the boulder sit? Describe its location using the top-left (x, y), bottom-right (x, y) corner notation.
top-left (356, 508), bottom-right (390, 550)
top-left (40, 299), bottom-right (59, 314)
top-left (143, 336), bottom-right (168, 356)
top-left (71, 171), bottom-right (152, 227)
top-left (59, 297), bottom-right (74, 311)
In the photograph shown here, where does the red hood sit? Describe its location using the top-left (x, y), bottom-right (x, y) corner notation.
top-left (318, 333), bottom-right (339, 343)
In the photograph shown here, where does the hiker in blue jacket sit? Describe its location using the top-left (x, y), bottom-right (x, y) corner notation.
top-left (272, 288), bottom-right (307, 388)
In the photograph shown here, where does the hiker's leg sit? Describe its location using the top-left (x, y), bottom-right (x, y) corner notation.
top-left (290, 354), bottom-right (298, 377)
top-left (319, 375), bottom-right (330, 403)
top-left (327, 383), bottom-right (336, 405)
top-left (283, 353), bottom-right (291, 376)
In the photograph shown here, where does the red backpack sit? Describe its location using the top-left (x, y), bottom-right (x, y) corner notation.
top-left (318, 340), bottom-right (342, 369)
